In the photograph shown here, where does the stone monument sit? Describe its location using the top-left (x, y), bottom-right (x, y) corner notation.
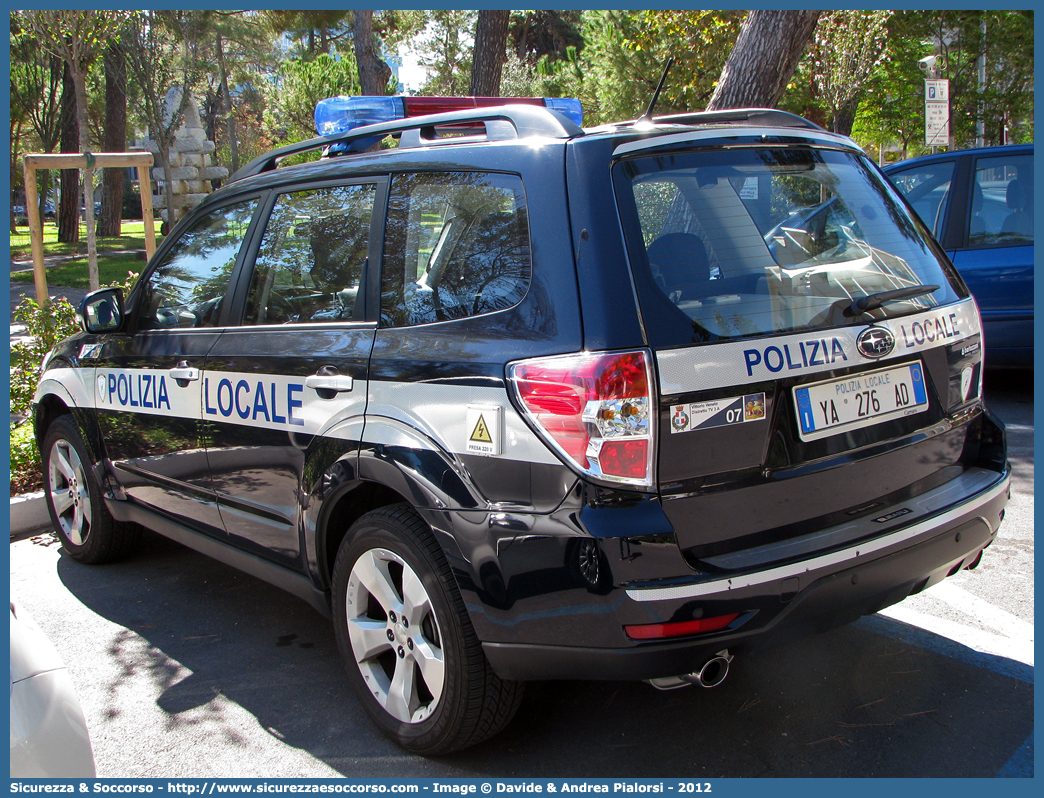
top-left (142, 88), bottom-right (229, 228)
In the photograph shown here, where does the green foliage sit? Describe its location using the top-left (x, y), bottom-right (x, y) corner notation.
top-left (810, 11), bottom-right (892, 134)
top-left (10, 296), bottom-right (81, 419)
top-left (9, 272), bottom-right (138, 493)
top-left (375, 10), bottom-right (429, 52)
top-left (849, 11), bottom-right (1034, 156)
top-left (10, 422), bottom-right (42, 495)
top-left (264, 52), bottom-right (361, 145)
top-left (509, 11), bottom-right (585, 64)
top-left (261, 11), bottom-right (352, 60)
top-left (415, 10), bottom-right (477, 97)
top-left (576, 10), bottom-right (744, 125)
top-left (848, 20), bottom-right (934, 159)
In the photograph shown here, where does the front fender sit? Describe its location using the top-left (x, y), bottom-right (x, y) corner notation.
top-left (34, 368), bottom-right (88, 411)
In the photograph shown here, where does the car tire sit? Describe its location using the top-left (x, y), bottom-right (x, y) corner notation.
top-left (331, 503), bottom-right (524, 755)
top-left (42, 415), bottom-right (140, 564)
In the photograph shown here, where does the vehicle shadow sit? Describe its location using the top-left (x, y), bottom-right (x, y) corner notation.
top-left (56, 530), bottom-right (1033, 778)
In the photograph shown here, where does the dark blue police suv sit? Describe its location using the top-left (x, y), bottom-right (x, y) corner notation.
top-left (35, 97), bottom-right (1009, 754)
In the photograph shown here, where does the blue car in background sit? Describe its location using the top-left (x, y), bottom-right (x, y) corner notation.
top-left (884, 145), bottom-right (1033, 369)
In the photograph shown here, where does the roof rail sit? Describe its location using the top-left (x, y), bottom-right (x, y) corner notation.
top-left (228, 104), bottom-right (583, 183)
top-left (653, 107), bottom-right (823, 131)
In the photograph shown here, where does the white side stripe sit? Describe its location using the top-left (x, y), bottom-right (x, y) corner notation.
top-left (656, 299), bottom-right (980, 395)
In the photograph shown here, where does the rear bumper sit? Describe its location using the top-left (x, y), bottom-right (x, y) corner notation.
top-left (483, 464), bottom-right (1009, 681)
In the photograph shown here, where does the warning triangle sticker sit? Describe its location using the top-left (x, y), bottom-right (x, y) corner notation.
top-left (470, 415), bottom-right (493, 443)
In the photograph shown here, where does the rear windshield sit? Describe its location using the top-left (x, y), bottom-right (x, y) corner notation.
top-left (614, 146), bottom-right (965, 347)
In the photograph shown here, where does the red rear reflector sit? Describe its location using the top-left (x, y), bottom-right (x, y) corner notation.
top-left (597, 439), bottom-right (648, 479)
top-left (624, 613), bottom-right (740, 640)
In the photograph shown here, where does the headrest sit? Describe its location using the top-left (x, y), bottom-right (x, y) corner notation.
top-left (646, 233), bottom-right (710, 282)
top-left (1007, 179), bottom-right (1030, 211)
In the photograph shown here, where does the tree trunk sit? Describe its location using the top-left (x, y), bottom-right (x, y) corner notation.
top-left (469, 10), bottom-right (511, 96)
top-left (216, 34), bottom-right (239, 174)
top-left (58, 62), bottom-right (80, 244)
top-left (354, 10), bottom-right (391, 95)
top-left (97, 43), bottom-right (126, 238)
top-left (158, 140), bottom-right (177, 234)
top-left (70, 64), bottom-right (100, 290)
top-left (831, 97), bottom-right (860, 137)
top-left (706, 10), bottom-right (821, 111)
top-left (11, 122), bottom-right (22, 232)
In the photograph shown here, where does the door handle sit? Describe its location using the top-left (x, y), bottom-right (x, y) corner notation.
top-left (169, 362), bottom-right (200, 381)
top-left (305, 374), bottom-right (354, 394)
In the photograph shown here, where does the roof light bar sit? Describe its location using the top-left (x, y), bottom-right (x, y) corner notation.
top-left (315, 95), bottom-right (583, 143)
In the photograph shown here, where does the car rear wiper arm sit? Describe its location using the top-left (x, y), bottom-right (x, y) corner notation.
top-left (843, 284), bottom-right (940, 318)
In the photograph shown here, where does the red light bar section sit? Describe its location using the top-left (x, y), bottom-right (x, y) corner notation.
top-left (624, 613), bottom-right (740, 640)
top-left (402, 96), bottom-right (546, 117)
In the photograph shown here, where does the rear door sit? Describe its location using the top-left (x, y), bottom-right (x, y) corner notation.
top-left (884, 156), bottom-right (956, 241)
top-left (613, 140), bottom-right (983, 568)
top-left (201, 179), bottom-right (382, 570)
top-left (948, 149), bottom-right (1033, 366)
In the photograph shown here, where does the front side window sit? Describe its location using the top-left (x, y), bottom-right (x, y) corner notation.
top-left (245, 184), bottom-right (376, 325)
top-left (380, 172), bottom-right (531, 327)
top-left (138, 200), bottom-right (257, 330)
top-left (616, 147), bottom-right (964, 346)
top-left (886, 160), bottom-right (954, 238)
top-left (969, 153), bottom-right (1033, 247)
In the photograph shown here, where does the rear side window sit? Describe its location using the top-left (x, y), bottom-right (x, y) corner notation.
top-left (380, 172), bottom-right (531, 327)
top-left (886, 160), bottom-right (955, 238)
top-left (615, 147), bottom-right (964, 346)
top-left (244, 184), bottom-right (375, 324)
top-left (969, 153), bottom-right (1033, 247)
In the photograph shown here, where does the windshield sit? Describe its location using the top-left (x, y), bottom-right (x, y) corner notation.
top-left (614, 146), bottom-right (965, 347)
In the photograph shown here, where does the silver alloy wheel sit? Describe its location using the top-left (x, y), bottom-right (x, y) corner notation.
top-left (346, 547), bottom-right (446, 724)
top-left (47, 438), bottom-right (92, 546)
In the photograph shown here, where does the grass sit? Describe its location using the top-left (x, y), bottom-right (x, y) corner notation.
top-left (10, 220), bottom-right (161, 258)
top-left (9, 219), bottom-right (162, 288)
top-left (11, 252), bottom-right (145, 288)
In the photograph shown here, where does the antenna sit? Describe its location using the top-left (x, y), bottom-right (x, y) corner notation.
top-left (638, 58), bottom-right (675, 125)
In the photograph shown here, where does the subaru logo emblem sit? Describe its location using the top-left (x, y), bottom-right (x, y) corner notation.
top-left (856, 326), bottom-right (895, 359)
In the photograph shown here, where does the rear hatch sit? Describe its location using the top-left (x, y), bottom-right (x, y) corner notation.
top-left (611, 131), bottom-right (987, 570)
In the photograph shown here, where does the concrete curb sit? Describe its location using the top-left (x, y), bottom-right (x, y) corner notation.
top-left (10, 492), bottom-right (51, 538)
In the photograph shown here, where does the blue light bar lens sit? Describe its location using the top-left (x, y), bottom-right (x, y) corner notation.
top-left (315, 96), bottom-right (405, 137)
top-left (543, 98), bottom-right (583, 127)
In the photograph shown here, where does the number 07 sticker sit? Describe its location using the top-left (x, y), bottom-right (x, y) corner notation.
top-left (671, 393), bottom-right (766, 434)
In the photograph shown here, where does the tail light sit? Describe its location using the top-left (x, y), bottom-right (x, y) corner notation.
top-left (508, 350), bottom-right (656, 489)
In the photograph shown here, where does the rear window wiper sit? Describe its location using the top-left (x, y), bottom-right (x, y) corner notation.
top-left (843, 284), bottom-right (939, 318)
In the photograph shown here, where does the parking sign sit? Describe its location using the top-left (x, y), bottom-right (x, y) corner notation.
top-left (924, 79), bottom-right (950, 146)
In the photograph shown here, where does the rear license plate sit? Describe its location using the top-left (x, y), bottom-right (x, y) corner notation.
top-left (793, 361), bottom-right (928, 442)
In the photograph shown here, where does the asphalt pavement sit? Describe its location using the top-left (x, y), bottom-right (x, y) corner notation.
top-left (8, 371), bottom-right (1033, 779)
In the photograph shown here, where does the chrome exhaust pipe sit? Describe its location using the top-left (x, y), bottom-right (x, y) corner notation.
top-left (681, 649), bottom-right (733, 689)
top-left (645, 650), bottom-right (733, 691)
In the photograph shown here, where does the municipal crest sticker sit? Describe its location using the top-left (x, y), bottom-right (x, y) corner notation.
top-left (671, 405), bottom-right (690, 433)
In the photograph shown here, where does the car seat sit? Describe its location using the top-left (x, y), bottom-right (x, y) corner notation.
top-left (646, 233), bottom-right (711, 304)
top-left (1000, 178), bottom-right (1033, 240)
top-left (309, 215), bottom-right (368, 320)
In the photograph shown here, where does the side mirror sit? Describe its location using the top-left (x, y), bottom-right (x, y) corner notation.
top-left (79, 287), bottom-right (124, 334)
